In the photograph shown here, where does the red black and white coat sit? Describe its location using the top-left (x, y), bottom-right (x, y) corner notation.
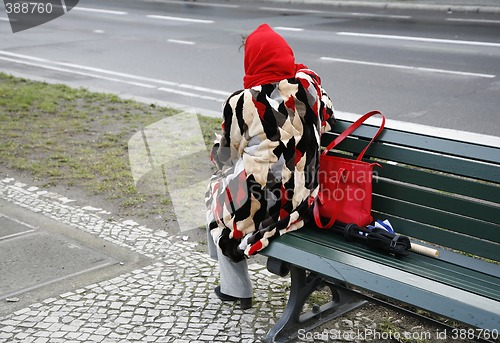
top-left (206, 68), bottom-right (335, 262)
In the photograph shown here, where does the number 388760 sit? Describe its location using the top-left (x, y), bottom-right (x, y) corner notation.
top-left (5, 2), bottom-right (53, 14)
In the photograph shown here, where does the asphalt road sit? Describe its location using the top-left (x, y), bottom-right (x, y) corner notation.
top-left (1, 0), bottom-right (499, 136)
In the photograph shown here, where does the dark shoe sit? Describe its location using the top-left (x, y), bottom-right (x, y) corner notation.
top-left (239, 297), bottom-right (252, 310)
top-left (214, 286), bottom-right (238, 301)
top-left (214, 286), bottom-right (252, 309)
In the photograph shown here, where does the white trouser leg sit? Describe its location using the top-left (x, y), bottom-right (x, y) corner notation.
top-left (207, 224), bottom-right (252, 299)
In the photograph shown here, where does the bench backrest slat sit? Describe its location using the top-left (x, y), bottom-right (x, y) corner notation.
top-left (373, 180), bottom-right (500, 230)
top-left (373, 195), bottom-right (500, 261)
top-left (324, 134), bottom-right (500, 183)
top-left (375, 215), bottom-right (499, 262)
top-left (375, 163), bottom-right (499, 206)
top-left (332, 120), bottom-right (500, 164)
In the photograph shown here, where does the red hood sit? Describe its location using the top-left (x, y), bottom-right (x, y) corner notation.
top-left (243, 24), bottom-right (307, 89)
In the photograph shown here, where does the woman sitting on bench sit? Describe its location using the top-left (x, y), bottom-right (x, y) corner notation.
top-left (206, 23), bottom-right (335, 310)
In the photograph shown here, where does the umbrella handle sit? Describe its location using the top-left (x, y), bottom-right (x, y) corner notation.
top-left (410, 243), bottom-right (439, 258)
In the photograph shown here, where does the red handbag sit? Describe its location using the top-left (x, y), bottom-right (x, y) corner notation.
top-left (314, 111), bottom-right (385, 228)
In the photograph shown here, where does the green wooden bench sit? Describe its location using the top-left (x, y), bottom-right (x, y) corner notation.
top-left (261, 114), bottom-right (500, 343)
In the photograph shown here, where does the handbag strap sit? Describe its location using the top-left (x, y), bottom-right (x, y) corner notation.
top-left (313, 183), bottom-right (340, 229)
top-left (322, 111), bottom-right (386, 161)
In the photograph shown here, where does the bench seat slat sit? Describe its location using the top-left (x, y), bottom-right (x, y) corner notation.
top-left (292, 229), bottom-right (500, 300)
top-left (262, 233), bottom-right (500, 331)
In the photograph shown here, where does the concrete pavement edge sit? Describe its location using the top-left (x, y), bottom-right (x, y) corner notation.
top-left (140, 0), bottom-right (500, 14)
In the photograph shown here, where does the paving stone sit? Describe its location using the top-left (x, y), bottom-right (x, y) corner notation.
top-left (14, 332), bottom-right (30, 340)
top-left (65, 332), bottom-right (82, 340)
top-left (87, 334), bottom-right (105, 342)
top-left (0, 332), bottom-right (14, 340)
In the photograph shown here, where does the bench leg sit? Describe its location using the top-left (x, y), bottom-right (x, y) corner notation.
top-left (263, 261), bottom-right (366, 343)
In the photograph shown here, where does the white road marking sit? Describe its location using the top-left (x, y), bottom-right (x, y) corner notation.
top-left (52, 60), bottom-right (230, 96)
top-left (72, 7), bottom-right (128, 15)
top-left (0, 50), bottom-right (230, 101)
top-left (168, 39), bottom-right (196, 45)
top-left (0, 56), bottom-right (157, 88)
top-left (320, 57), bottom-right (496, 78)
top-left (0, 52), bottom-right (50, 63)
top-left (93, 30), bottom-right (105, 34)
top-left (177, 84), bottom-right (229, 97)
top-left (446, 18), bottom-right (500, 24)
top-left (337, 32), bottom-right (500, 48)
top-left (0, 18), bottom-right (10, 21)
top-left (274, 27), bottom-right (304, 32)
top-left (259, 7), bottom-right (321, 14)
top-left (60, 0), bottom-right (68, 12)
top-left (55, 61), bottom-right (229, 96)
top-left (153, 0), bottom-right (238, 8)
top-left (349, 12), bottom-right (411, 19)
top-left (146, 15), bottom-right (214, 24)
top-left (259, 7), bottom-right (410, 19)
top-left (158, 87), bottom-right (225, 102)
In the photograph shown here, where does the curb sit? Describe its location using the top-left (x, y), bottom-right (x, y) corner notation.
top-left (257, 0), bottom-right (500, 14)
top-left (298, 0), bottom-right (500, 14)
top-left (141, 0), bottom-right (500, 14)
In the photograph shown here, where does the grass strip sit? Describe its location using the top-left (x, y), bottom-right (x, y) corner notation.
top-left (0, 72), bottom-right (222, 219)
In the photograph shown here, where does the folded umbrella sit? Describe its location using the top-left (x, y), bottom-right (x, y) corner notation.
top-left (331, 222), bottom-right (412, 257)
top-left (368, 219), bottom-right (438, 257)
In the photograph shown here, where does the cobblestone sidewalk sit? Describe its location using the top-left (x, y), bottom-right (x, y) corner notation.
top-left (1, 178), bottom-right (445, 343)
top-left (0, 178), bottom-right (289, 343)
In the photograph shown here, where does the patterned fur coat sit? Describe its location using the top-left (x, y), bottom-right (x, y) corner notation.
top-left (206, 24), bottom-right (335, 262)
top-left (206, 70), bottom-right (335, 262)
